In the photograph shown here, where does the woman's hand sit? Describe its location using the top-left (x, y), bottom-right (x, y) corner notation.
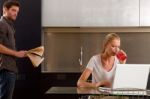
top-left (95, 80), bottom-right (111, 87)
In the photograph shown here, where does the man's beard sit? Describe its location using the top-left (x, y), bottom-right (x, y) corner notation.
top-left (7, 15), bottom-right (16, 22)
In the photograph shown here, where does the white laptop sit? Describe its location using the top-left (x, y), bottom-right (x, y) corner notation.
top-left (99, 64), bottom-right (150, 95)
top-left (113, 64), bottom-right (150, 90)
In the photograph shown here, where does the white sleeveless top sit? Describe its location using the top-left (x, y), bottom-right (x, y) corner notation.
top-left (86, 54), bottom-right (119, 85)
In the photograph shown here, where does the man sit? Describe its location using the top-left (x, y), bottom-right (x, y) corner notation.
top-left (0, 0), bottom-right (26, 99)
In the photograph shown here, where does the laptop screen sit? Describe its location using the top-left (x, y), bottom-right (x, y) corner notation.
top-left (113, 64), bottom-right (150, 90)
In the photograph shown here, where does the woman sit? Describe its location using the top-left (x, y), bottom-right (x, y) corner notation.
top-left (77, 33), bottom-right (127, 88)
top-left (77, 33), bottom-right (128, 99)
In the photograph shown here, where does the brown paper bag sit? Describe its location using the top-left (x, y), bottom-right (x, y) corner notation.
top-left (26, 46), bottom-right (44, 67)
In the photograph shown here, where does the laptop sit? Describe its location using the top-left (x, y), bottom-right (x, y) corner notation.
top-left (99, 64), bottom-right (150, 95)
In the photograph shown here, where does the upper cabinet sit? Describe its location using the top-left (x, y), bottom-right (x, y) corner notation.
top-left (42, 0), bottom-right (80, 27)
top-left (42, 0), bottom-right (140, 27)
top-left (140, 0), bottom-right (150, 26)
top-left (79, 0), bottom-right (139, 27)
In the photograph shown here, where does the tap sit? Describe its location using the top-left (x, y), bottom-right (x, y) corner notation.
top-left (79, 46), bottom-right (83, 66)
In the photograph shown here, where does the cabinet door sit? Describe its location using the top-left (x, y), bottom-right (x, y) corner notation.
top-left (79, 0), bottom-right (139, 26)
top-left (42, 0), bottom-right (80, 27)
top-left (42, 0), bottom-right (139, 27)
top-left (140, 0), bottom-right (150, 26)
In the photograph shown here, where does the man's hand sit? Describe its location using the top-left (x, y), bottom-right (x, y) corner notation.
top-left (14, 51), bottom-right (27, 58)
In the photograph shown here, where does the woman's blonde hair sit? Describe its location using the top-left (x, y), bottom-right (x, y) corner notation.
top-left (102, 33), bottom-right (120, 53)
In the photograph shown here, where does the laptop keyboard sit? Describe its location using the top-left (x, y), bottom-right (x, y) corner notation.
top-left (98, 87), bottom-right (148, 96)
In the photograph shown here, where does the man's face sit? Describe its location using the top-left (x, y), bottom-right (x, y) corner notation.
top-left (3, 6), bottom-right (19, 21)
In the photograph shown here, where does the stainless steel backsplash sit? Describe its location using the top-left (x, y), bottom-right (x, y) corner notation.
top-left (42, 29), bottom-right (150, 72)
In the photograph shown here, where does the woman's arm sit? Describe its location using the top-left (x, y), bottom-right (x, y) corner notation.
top-left (77, 68), bottom-right (108, 88)
top-left (77, 68), bottom-right (97, 87)
top-left (77, 68), bottom-right (112, 88)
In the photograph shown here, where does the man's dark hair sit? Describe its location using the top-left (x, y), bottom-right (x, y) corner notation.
top-left (3, 0), bottom-right (20, 9)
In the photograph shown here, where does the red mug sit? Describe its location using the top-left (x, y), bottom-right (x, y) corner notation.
top-left (116, 51), bottom-right (127, 61)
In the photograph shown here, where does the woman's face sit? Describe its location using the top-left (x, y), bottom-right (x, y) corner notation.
top-left (105, 39), bottom-right (120, 56)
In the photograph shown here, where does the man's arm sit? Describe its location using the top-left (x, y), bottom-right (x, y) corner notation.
top-left (0, 44), bottom-right (26, 58)
top-left (0, 22), bottom-right (26, 58)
